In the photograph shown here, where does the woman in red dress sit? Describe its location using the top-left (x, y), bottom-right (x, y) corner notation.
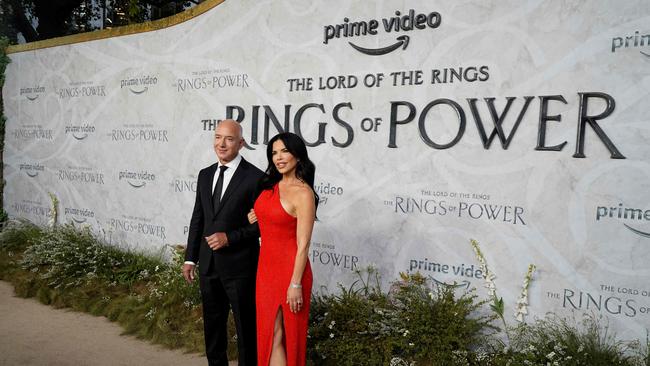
top-left (249, 133), bottom-right (318, 366)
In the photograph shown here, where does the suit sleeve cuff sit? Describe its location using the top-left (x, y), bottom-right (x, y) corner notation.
top-left (225, 232), bottom-right (235, 246)
top-left (184, 261), bottom-right (196, 266)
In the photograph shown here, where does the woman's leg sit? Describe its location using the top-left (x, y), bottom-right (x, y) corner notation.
top-left (269, 308), bottom-right (286, 366)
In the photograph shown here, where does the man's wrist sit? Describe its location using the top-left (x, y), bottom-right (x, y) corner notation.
top-left (184, 261), bottom-right (196, 266)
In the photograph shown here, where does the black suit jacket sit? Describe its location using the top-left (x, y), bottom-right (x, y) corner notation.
top-left (185, 157), bottom-right (264, 277)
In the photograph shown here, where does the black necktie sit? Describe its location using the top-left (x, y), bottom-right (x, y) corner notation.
top-left (213, 165), bottom-right (228, 212)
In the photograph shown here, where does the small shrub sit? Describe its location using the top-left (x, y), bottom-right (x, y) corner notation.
top-left (308, 267), bottom-right (393, 365)
top-left (307, 269), bottom-right (494, 365)
top-left (0, 209), bottom-right (8, 225)
top-left (390, 273), bottom-right (495, 365)
top-left (642, 334), bottom-right (650, 366)
top-left (18, 223), bottom-right (161, 289)
top-left (0, 220), bottom-right (44, 251)
top-left (481, 314), bottom-right (642, 366)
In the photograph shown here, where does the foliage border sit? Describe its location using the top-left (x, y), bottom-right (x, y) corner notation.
top-left (1, 37), bottom-right (10, 222)
top-left (6, 0), bottom-right (225, 54)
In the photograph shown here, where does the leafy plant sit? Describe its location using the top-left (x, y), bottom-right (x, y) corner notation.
top-left (486, 314), bottom-right (643, 366)
top-left (1, 222), bottom-right (648, 365)
top-left (642, 334), bottom-right (650, 366)
top-left (0, 220), bottom-right (209, 355)
top-left (470, 239), bottom-right (537, 343)
top-left (307, 269), bottom-right (494, 365)
top-left (1, 36), bottom-right (11, 223)
top-left (0, 220), bottom-right (43, 251)
top-left (18, 223), bottom-right (159, 289)
top-left (308, 267), bottom-right (395, 365)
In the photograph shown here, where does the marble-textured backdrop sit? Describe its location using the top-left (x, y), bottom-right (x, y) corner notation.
top-left (3, 0), bottom-right (649, 339)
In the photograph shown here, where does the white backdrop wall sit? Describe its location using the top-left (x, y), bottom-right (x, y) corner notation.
top-left (3, 0), bottom-right (650, 339)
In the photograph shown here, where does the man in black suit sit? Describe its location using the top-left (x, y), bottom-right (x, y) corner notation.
top-left (183, 119), bottom-right (264, 366)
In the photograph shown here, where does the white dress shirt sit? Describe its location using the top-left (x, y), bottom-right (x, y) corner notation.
top-left (212, 153), bottom-right (242, 200)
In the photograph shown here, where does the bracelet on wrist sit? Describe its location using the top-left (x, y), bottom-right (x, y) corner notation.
top-left (289, 282), bottom-right (302, 289)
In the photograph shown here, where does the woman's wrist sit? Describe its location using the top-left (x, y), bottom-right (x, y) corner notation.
top-left (289, 282), bottom-right (302, 289)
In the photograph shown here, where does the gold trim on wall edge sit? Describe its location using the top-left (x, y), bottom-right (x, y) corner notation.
top-left (6, 0), bottom-right (225, 54)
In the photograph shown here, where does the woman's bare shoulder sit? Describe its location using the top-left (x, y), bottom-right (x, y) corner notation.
top-left (287, 182), bottom-right (314, 203)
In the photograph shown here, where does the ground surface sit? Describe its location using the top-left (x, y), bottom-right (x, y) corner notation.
top-left (0, 280), bottom-right (237, 366)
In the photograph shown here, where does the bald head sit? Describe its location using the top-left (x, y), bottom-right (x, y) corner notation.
top-left (217, 119), bottom-right (243, 139)
top-left (214, 119), bottom-right (244, 163)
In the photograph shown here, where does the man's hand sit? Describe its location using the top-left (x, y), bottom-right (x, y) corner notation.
top-left (182, 263), bottom-right (196, 283)
top-left (205, 232), bottom-right (229, 251)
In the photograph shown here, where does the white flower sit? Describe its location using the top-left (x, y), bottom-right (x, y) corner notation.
top-left (514, 264), bottom-right (536, 323)
top-left (329, 333), bottom-right (334, 338)
top-left (471, 239), bottom-right (500, 300)
top-left (328, 320), bottom-right (335, 329)
top-left (546, 351), bottom-right (555, 359)
top-left (47, 192), bottom-right (59, 227)
top-left (516, 295), bottom-right (529, 305)
top-left (389, 358), bottom-right (409, 366)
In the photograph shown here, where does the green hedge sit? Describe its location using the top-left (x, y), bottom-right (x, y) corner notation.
top-left (0, 220), bottom-right (648, 365)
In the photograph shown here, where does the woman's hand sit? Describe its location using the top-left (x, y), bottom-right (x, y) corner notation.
top-left (247, 209), bottom-right (257, 224)
top-left (286, 285), bottom-right (303, 313)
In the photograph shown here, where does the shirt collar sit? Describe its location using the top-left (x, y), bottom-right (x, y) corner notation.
top-left (218, 153), bottom-right (242, 171)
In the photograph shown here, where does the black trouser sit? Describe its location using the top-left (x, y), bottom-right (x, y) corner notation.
top-left (199, 272), bottom-right (257, 366)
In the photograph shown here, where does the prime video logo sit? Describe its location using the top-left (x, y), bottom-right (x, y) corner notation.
top-left (19, 163), bottom-right (44, 177)
top-left (596, 203), bottom-right (650, 238)
top-left (119, 170), bottom-right (156, 188)
top-left (65, 124), bottom-right (96, 140)
top-left (611, 31), bottom-right (650, 57)
top-left (20, 86), bottom-right (45, 101)
top-left (120, 75), bottom-right (158, 95)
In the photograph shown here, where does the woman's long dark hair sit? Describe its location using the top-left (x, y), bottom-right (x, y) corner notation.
top-left (259, 132), bottom-right (319, 210)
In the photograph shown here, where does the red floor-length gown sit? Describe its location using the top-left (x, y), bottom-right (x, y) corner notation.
top-left (255, 184), bottom-right (313, 366)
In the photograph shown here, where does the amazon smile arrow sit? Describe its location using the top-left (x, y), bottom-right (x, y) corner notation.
top-left (348, 35), bottom-right (410, 56)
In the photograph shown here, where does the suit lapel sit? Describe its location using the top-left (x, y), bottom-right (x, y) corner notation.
top-left (204, 164), bottom-right (218, 218)
top-left (213, 159), bottom-right (249, 218)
